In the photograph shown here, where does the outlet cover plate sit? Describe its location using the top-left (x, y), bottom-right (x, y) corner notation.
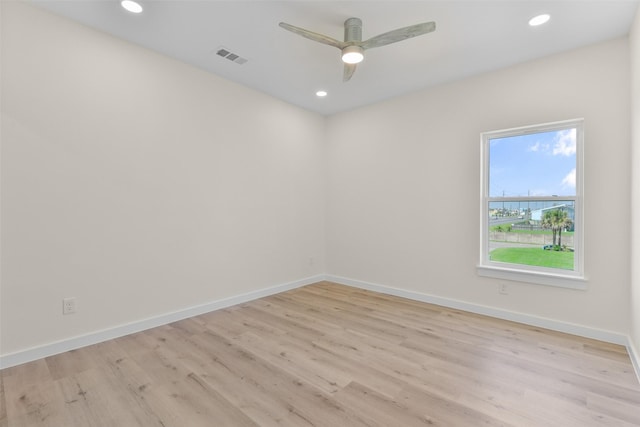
top-left (63, 297), bottom-right (77, 315)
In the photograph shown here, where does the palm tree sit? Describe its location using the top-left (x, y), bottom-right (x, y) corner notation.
top-left (555, 210), bottom-right (573, 246)
top-left (542, 209), bottom-right (573, 247)
top-left (541, 210), bottom-right (557, 245)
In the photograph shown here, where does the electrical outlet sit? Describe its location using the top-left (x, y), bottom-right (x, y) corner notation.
top-left (63, 297), bottom-right (77, 315)
top-left (498, 283), bottom-right (509, 295)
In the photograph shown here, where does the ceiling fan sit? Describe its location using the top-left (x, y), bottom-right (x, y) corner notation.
top-left (279, 18), bottom-right (436, 82)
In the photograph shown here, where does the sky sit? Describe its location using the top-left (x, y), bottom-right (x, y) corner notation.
top-left (489, 128), bottom-right (576, 198)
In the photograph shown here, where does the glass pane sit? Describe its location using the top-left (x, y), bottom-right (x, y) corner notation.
top-left (488, 200), bottom-right (575, 270)
top-left (489, 128), bottom-right (577, 197)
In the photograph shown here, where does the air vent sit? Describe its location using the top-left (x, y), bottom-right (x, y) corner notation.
top-left (215, 47), bottom-right (248, 65)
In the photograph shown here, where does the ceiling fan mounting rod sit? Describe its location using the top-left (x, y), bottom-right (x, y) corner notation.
top-left (344, 17), bottom-right (362, 43)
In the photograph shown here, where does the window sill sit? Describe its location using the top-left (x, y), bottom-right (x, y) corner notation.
top-left (477, 265), bottom-right (587, 290)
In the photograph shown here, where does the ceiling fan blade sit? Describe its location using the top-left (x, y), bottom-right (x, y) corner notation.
top-left (360, 21), bottom-right (436, 50)
top-left (279, 22), bottom-right (347, 49)
top-left (343, 63), bottom-right (357, 82)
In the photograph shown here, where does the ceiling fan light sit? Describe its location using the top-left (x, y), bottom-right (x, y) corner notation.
top-left (342, 45), bottom-right (364, 64)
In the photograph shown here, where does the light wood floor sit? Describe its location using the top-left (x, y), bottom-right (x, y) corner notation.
top-left (2, 282), bottom-right (640, 426)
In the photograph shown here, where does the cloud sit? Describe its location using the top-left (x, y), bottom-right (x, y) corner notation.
top-left (528, 141), bottom-right (550, 153)
top-left (561, 168), bottom-right (576, 189)
top-left (530, 189), bottom-right (548, 196)
top-left (528, 142), bottom-right (540, 152)
top-left (553, 129), bottom-right (576, 156)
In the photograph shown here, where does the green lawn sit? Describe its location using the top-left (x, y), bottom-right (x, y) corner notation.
top-left (490, 247), bottom-right (574, 270)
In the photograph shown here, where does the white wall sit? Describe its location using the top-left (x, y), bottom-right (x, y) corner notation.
top-left (1, 2), bottom-right (326, 356)
top-left (326, 38), bottom-right (631, 335)
top-left (630, 7), bottom-right (640, 364)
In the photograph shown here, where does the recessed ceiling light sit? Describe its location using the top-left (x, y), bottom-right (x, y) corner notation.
top-left (121, 0), bottom-right (143, 13)
top-left (529, 14), bottom-right (550, 27)
top-left (316, 90), bottom-right (328, 97)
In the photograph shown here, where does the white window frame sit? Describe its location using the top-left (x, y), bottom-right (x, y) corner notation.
top-left (477, 119), bottom-right (586, 289)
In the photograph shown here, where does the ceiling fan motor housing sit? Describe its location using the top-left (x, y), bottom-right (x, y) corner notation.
top-left (344, 17), bottom-right (363, 43)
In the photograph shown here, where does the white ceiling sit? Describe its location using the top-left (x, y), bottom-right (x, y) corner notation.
top-left (31, 1), bottom-right (639, 115)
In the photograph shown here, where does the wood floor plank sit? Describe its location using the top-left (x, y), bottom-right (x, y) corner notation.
top-left (144, 373), bottom-right (260, 427)
top-left (521, 387), bottom-right (638, 427)
top-left (190, 329), bottom-right (375, 427)
top-left (586, 392), bottom-right (640, 425)
top-left (395, 382), bottom-right (516, 427)
top-left (175, 345), bottom-right (311, 427)
top-left (55, 368), bottom-right (150, 427)
top-left (332, 381), bottom-right (439, 427)
top-left (4, 380), bottom-right (71, 427)
top-left (2, 281), bottom-right (639, 426)
top-left (0, 373), bottom-right (7, 427)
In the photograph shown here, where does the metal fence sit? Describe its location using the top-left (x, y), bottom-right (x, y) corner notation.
top-left (489, 232), bottom-right (574, 246)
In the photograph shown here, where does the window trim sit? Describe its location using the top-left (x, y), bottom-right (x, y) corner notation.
top-left (478, 119), bottom-right (586, 289)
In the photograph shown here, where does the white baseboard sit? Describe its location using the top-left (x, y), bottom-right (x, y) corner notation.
top-left (325, 274), bottom-right (630, 346)
top-left (0, 275), bottom-right (324, 370)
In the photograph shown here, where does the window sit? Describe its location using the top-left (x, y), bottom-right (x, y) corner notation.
top-left (478, 119), bottom-right (585, 288)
